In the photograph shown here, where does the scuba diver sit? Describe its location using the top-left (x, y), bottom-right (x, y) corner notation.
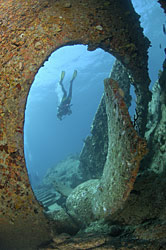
top-left (57, 70), bottom-right (77, 120)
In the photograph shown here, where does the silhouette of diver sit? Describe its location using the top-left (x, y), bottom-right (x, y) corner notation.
top-left (57, 70), bottom-right (77, 120)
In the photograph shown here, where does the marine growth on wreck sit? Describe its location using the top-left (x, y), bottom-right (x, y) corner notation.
top-left (0, 0), bottom-right (166, 249)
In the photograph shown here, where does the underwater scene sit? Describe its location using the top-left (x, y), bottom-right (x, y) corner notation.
top-left (0, 0), bottom-right (166, 249)
top-left (24, 0), bottom-right (166, 245)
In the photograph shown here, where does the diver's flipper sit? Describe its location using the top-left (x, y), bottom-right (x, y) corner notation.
top-left (71, 70), bottom-right (77, 82)
top-left (60, 71), bottom-right (65, 82)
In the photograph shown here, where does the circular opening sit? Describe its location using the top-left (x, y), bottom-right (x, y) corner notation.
top-left (24, 44), bottom-right (114, 213)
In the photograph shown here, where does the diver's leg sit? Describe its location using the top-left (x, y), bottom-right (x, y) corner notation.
top-left (68, 81), bottom-right (73, 100)
top-left (68, 70), bottom-right (77, 100)
top-left (59, 71), bottom-right (67, 97)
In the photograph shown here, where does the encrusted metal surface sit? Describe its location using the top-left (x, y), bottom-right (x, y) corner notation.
top-left (158, 0), bottom-right (166, 13)
top-left (92, 78), bottom-right (147, 218)
top-left (79, 95), bottom-right (108, 180)
top-left (0, 0), bottom-right (151, 248)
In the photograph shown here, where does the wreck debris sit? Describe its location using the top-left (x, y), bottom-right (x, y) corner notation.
top-left (66, 78), bottom-right (147, 225)
top-left (133, 83), bottom-right (151, 137)
top-left (158, 0), bottom-right (166, 13)
top-left (110, 59), bottom-right (132, 109)
top-left (79, 95), bottom-right (108, 180)
top-left (92, 78), bottom-right (148, 218)
top-left (53, 180), bottom-right (73, 198)
top-left (0, 0), bottom-right (156, 248)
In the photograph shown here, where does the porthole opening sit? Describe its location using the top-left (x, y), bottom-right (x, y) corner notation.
top-left (24, 45), bottom-right (115, 215)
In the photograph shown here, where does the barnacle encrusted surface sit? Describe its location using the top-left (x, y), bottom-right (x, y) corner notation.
top-left (0, 0), bottom-right (151, 248)
top-left (92, 78), bottom-right (147, 218)
top-left (79, 95), bottom-right (108, 180)
top-left (79, 60), bottom-right (132, 181)
top-left (66, 78), bottom-right (147, 225)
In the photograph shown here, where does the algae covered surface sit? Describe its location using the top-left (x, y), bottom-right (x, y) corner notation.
top-left (0, 0), bottom-right (166, 249)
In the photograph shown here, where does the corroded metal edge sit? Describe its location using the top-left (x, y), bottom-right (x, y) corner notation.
top-left (92, 78), bottom-right (147, 218)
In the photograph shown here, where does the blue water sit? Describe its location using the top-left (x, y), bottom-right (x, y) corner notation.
top-left (24, 46), bottom-right (115, 184)
top-left (131, 0), bottom-right (165, 87)
top-left (24, 0), bottom-right (165, 187)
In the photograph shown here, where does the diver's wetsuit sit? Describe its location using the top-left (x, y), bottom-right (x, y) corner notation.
top-left (57, 70), bottom-right (77, 120)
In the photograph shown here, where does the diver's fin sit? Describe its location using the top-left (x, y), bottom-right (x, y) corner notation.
top-left (71, 70), bottom-right (77, 82)
top-left (60, 71), bottom-right (65, 82)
